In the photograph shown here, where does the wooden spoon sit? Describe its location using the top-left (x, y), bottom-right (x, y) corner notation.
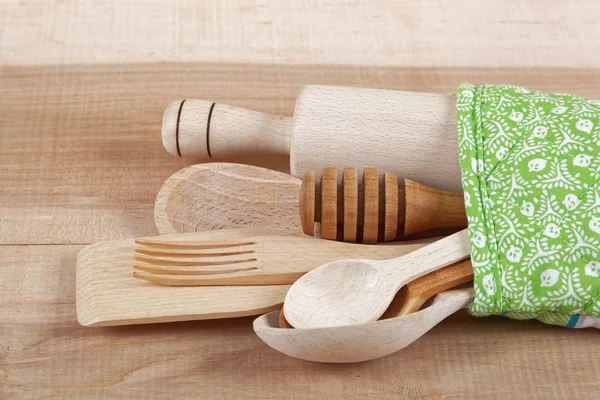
top-left (283, 229), bottom-right (471, 329)
top-left (254, 287), bottom-right (475, 363)
top-left (278, 258), bottom-right (474, 328)
top-left (155, 163), bottom-right (466, 242)
top-left (155, 163), bottom-right (302, 235)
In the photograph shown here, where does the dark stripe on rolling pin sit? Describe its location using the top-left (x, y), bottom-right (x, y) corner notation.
top-left (175, 99), bottom-right (186, 157)
top-left (206, 102), bottom-right (216, 158)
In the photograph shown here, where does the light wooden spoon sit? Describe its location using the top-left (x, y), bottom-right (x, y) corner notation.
top-left (283, 229), bottom-right (471, 329)
top-left (155, 162), bottom-right (302, 235)
top-left (254, 287), bottom-right (475, 363)
top-left (278, 258), bottom-right (474, 328)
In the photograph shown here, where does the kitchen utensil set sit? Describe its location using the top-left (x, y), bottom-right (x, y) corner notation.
top-left (76, 85), bottom-right (481, 363)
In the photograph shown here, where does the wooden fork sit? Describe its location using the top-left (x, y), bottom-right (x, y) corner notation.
top-left (132, 229), bottom-right (430, 286)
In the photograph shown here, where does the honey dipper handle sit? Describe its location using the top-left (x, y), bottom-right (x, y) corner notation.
top-left (403, 179), bottom-right (467, 236)
top-left (162, 100), bottom-right (292, 159)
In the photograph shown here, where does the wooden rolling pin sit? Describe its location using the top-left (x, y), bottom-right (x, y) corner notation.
top-left (162, 86), bottom-right (462, 191)
top-left (302, 167), bottom-right (466, 243)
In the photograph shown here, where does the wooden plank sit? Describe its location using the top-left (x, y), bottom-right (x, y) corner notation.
top-left (1, 1), bottom-right (599, 68)
top-left (1, 245), bottom-right (600, 399)
top-left (2, 64), bottom-right (600, 244)
top-left (3, 2), bottom-right (600, 397)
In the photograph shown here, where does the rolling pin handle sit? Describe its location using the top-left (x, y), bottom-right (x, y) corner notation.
top-left (162, 99), bottom-right (292, 159)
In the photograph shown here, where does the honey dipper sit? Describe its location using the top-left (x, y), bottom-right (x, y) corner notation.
top-left (154, 163), bottom-right (467, 243)
top-left (300, 167), bottom-right (467, 243)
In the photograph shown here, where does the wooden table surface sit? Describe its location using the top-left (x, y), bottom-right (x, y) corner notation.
top-left (2, 1), bottom-right (599, 398)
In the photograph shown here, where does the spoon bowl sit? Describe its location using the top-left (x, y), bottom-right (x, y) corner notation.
top-left (255, 288), bottom-right (474, 363)
top-left (283, 260), bottom-right (390, 328)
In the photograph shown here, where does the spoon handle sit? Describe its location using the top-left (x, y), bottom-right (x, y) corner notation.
top-left (377, 229), bottom-right (471, 293)
top-left (382, 258), bottom-right (474, 318)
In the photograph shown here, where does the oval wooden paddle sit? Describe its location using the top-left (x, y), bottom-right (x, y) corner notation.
top-left (154, 163), bottom-right (302, 235)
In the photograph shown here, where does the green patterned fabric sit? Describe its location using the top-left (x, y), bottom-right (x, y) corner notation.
top-left (456, 84), bottom-right (600, 327)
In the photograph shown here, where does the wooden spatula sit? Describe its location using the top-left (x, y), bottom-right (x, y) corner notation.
top-left (75, 228), bottom-right (431, 327)
top-left (155, 163), bottom-right (466, 242)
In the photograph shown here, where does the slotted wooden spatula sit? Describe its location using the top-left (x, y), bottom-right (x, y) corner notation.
top-left (75, 228), bottom-right (431, 326)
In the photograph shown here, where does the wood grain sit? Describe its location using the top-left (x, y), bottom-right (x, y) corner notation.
top-left (383, 172), bottom-right (399, 242)
top-left (2, 0), bottom-right (600, 68)
top-left (342, 168), bottom-right (358, 242)
top-left (3, 62), bottom-right (600, 400)
top-left (3, 0), bottom-right (600, 397)
top-left (319, 168), bottom-right (338, 240)
top-left (362, 168), bottom-right (380, 243)
top-left (299, 171), bottom-right (316, 236)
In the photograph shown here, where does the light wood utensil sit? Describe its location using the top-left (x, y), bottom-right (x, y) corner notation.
top-left (155, 163), bottom-right (466, 242)
top-left (283, 229), bottom-right (471, 329)
top-left (278, 258), bottom-right (474, 328)
top-left (162, 86), bottom-right (462, 191)
top-left (154, 162), bottom-right (302, 235)
top-left (76, 228), bottom-right (430, 326)
top-left (254, 288), bottom-right (475, 363)
top-left (132, 230), bottom-right (428, 286)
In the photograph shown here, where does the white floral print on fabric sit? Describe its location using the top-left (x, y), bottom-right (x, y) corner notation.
top-left (456, 84), bottom-right (600, 327)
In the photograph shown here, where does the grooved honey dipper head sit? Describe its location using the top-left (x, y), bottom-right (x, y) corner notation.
top-left (299, 168), bottom-right (468, 244)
